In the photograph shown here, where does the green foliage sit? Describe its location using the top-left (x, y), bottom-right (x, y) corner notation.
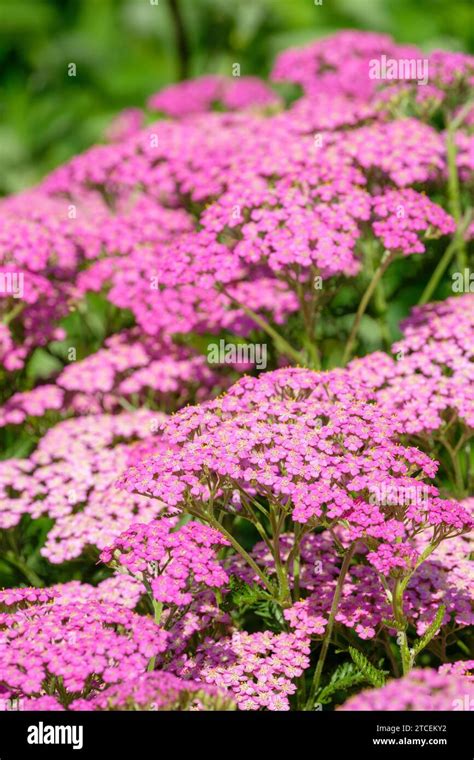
top-left (316, 661), bottom-right (366, 704)
top-left (349, 646), bottom-right (389, 688)
top-left (412, 604), bottom-right (447, 657)
top-left (0, 515), bottom-right (106, 588)
top-left (222, 575), bottom-right (285, 630)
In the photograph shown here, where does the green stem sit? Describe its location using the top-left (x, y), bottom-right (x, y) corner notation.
top-left (118, 396), bottom-right (137, 412)
top-left (206, 513), bottom-right (278, 599)
top-left (147, 597), bottom-right (164, 672)
top-left (2, 302), bottom-right (26, 325)
top-left (392, 580), bottom-right (411, 675)
top-left (342, 252), bottom-right (395, 364)
top-left (383, 631), bottom-right (400, 678)
top-left (441, 438), bottom-right (466, 498)
top-left (167, 0), bottom-right (190, 81)
top-left (418, 211), bottom-right (472, 305)
top-left (297, 281), bottom-right (321, 369)
top-left (391, 540), bottom-right (442, 675)
top-left (4, 552), bottom-right (44, 587)
top-left (449, 99), bottom-right (474, 131)
top-left (305, 542), bottom-right (356, 709)
top-left (286, 524), bottom-right (305, 602)
top-left (446, 127), bottom-right (467, 270)
top-left (269, 505), bottom-right (291, 606)
top-left (302, 339), bottom-right (321, 371)
top-left (367, 239), bottom-right (391, 350)
top-left (292, 546), bottom-right (301, 602)
top-left (218, 285), bottom-right (307, 366)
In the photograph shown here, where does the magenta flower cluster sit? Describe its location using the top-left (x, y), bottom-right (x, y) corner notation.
top-left (0, 28), bottom-right (472, 713)
top-left (0, 598), bottom-right (167, 702)
top-left (100, 519), bottom-right (229, 606)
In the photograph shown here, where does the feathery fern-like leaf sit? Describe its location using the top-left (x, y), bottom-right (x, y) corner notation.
top-left (349, 646), bottom-right (388, 687)
top-left (412, 604), bottom-right (446, 656)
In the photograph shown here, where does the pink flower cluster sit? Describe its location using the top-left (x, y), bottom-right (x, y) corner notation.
top-left (70, 671), bottom-right (234, 711)
top-left (338, 667), bottom-right (474, 711)
top-left (229, 515), bottom-right (474, 641)
top-left (0, 29), bottom-right (458, 379)
top-left (271, 31), bottom-right (421, 98)
top-left (371, 188), bottom-right (455, 254)
top-left (0, 587), bottom-right (55, 609)
top-left (172, 630), bottom-right (311, 711)
top-left (0, 599), bottom-right (167, 703)
top-left (0, 188), bottom-right (193, 372)
top-left (56, 331), bottom-right (227, 415)
top-left (0, 577), bottom-right (143, 617)
top-left (100, 519), bottom-right (229, 606)
top-left (0, 411), bottom-right (168, 561)
top-left (0, 28), bottom-right (472, 714)
top-left (272, 30), bottom-right (474, 111)
top-left (346, 294), bottom-right (474, 447)
top-left (119, 368), bottom-right (472, 550)
top-left (148, 75), bottom-right (280, 117)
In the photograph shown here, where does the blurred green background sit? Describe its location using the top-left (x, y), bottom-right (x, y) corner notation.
top-left (1, 0), bottom-right (473, 195)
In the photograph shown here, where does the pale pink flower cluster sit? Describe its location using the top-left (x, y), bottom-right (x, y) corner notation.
top-left (0, 411), bottom-right (167, 561)
top-left (338, 667), bottom-right (474, 711)
top-left (172, 630), bottom-right (311, 711)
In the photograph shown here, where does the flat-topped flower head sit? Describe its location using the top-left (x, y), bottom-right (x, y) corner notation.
top-left (119, 369), bottom-right (472, 556)
top-left (100, 519), bottom-right (229, 606)
top-left (271, 30), bottom-right (423, 100)
top-left (172, 629), bottom-right (311, 711)
top-left (0, 600), bottom-right (167, 705)
top-left (148, 75), bottom-right (280, 117)
top-left (346, 295), bottom-right (474, 453)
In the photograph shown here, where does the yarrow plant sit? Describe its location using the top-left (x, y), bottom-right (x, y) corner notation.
top-left (0, 597), bottom-right (168, 707)
top-left (0, 29), bottom-right (472, 713)
top-left (337, 665), bottom-right (474, 711)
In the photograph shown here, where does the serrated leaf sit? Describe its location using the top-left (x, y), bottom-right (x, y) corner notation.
top-left (222, 576), bottom-right (271, 611)
top-left (329, 661), bottom-right (357, 684)
top-left (318, 673), bottom-right (366, 704)
top-left (412, 604), bottom-right (446, 657)
top-left (349, 646), bottom-right (388, 688)
top-left (316, 662), bottom-right (366, 704)
top-left (382, 618), bottom-right (400, 629)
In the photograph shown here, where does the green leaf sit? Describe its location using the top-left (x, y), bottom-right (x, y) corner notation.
top-left (317, 662), bottom-right (366, 704)
top-left (221, 576), bottom-right (285, 630)
top-left (349, 646), bottom-right (388, 688)
top-left (26, 348), bottom-right (63, 382)
top-left (412, 604), bottom-right (446, 657)
top-left (221, 576), bottom-right (269, 612)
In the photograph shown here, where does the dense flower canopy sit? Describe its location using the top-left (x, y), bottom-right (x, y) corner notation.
top-left (0, 28), bottom-right (472, 715)
top-left (0, 598), bottom-right (167, 701)
top-left (119, 368), bottom-right (472, 548)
